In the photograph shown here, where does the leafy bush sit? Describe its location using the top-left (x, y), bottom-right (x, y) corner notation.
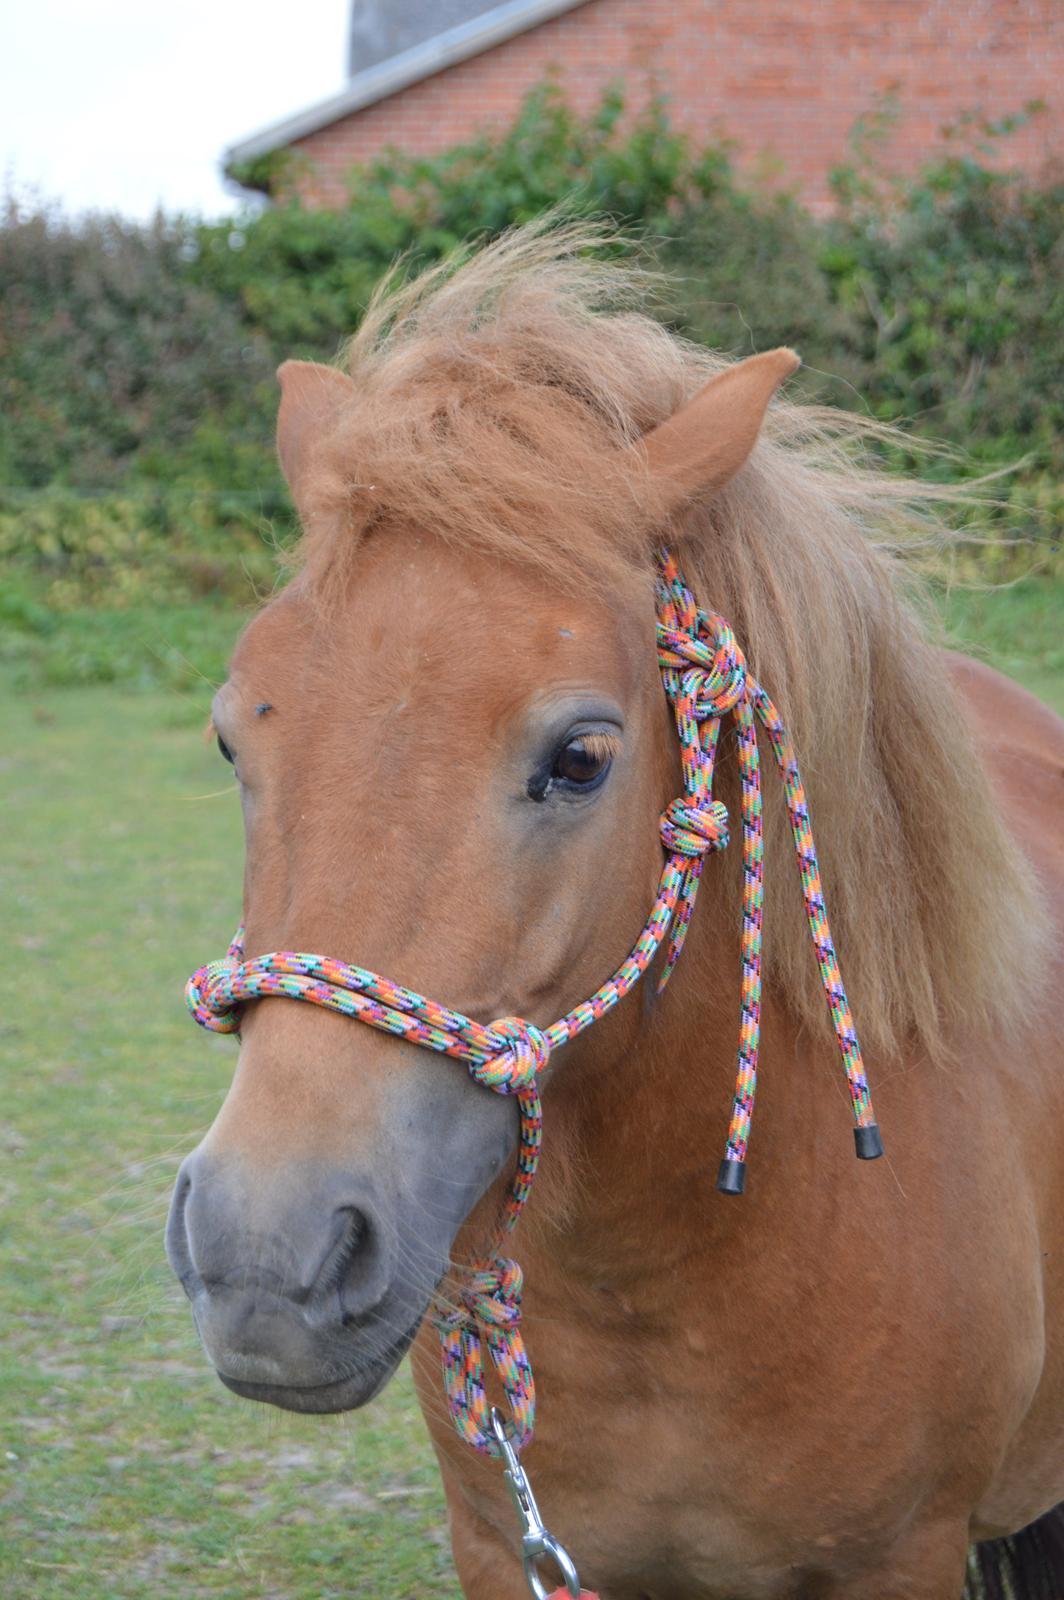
top-left (0, 487), bottom-right (284, 609)
top-left (1, 81), bottom-right (1061, 639)
top-left (823, 157), bottom-right (1064, 471)
top-left (0, 201), bottom-right (279, 492)
top-left (192, 83), bottom-right (719, 351)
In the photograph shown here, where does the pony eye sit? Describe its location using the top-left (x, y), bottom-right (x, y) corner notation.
top-left (216, 734), bottom-right (235, 765)
top-left (526, 728), bottom-right (619, 802)
top-left (551, 736), bottom-right (612, 789)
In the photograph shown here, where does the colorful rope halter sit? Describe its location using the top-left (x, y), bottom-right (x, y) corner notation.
top-left (185, 546), bottom-right (882, 1459)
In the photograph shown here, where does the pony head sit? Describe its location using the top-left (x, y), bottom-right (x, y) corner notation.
top-left (167, 228), bottom-right (1031, 1415)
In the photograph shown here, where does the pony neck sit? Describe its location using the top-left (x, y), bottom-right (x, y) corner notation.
top-left (535, 904), bottom-right (828, 1290)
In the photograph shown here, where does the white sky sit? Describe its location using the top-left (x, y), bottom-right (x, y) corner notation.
top-left (2, 0), bottom-right (351, 219)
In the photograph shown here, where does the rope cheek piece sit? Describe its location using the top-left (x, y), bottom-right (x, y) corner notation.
top-left (185, 546), bottom-right (882, 1597)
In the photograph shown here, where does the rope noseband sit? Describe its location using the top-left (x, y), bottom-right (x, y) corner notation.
top-left (186, 547), bottom-right (881, 1459)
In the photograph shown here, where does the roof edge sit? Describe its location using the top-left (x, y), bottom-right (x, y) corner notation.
top-left (225, 0), bottom-right (593, 167)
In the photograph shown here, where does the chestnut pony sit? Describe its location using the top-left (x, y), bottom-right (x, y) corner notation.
top-left (167, 229), bottom-right (1064, 1599)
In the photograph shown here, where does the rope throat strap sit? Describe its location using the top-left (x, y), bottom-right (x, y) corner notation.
top-left (185, 546), bottom-right (882, 1457)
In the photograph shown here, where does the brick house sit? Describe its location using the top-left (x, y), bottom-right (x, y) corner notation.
top-left (226, 0), bottom-right (1064, 212)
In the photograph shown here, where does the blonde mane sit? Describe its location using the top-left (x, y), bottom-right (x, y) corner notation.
top-left (295, 222), bottom-right (1043, 1059)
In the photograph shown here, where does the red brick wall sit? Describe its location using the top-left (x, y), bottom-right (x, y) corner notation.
top-left (290, 0), bottom-right (1064, 211)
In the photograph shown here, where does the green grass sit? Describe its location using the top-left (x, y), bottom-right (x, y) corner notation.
top-left (1, 579), bottom-right (1060, 1600)
top-left (0, 591), bottom-right (250, 691)
top-left (938, 578), bottom-right (1064, 714)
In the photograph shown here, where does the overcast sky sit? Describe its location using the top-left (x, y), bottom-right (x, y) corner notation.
top-left (2, 0), bottom-right (350, 219)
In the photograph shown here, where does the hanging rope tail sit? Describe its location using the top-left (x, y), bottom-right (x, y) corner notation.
top-left (654, 549), bottom-right (882, 1191)
top-left (185, 546), bottom-right (882, 1457)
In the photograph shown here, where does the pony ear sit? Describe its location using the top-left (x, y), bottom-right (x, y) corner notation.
top-left (639, 348), bottom-right (799, 507)
top-left (276, 360), bottom-right (355, 509)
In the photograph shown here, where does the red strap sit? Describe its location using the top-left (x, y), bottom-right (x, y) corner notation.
top-left (545, 1592), bottom-right (600, 1598)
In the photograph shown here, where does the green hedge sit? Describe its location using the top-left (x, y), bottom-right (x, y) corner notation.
top-left (1, 84), bottom-right (1061, 618)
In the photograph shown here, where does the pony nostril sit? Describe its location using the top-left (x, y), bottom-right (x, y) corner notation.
top-left (324, 1205), bottom-right (390, 1325)
top-left (328, 1208), bottom-right (366, 1280)
top-left (165, 1159), bottom-right (202, 1297)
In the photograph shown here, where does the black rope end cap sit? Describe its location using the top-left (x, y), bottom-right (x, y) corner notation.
top-left (716, 1158), bottom-right (746, 1195)
top-left (854, 1124), bottom-right (885, 1161)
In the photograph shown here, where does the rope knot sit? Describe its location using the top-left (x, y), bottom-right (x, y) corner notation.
top-left (694, 626), bottom-right (747, 716)
top-left (660, 797), bottom-right (730, 859)
top-left (185, 955), bottom-right (243, 1035)
top-left (477, 1017), bottom-right (551, 1094)
top-left (659, 619), bottom-right (748, 718)
top-left (448, 1257), bottom-right (524, 1331)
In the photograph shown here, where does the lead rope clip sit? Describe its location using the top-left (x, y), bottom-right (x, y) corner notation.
top-left (490, 1408), bottom-right (582, 1599)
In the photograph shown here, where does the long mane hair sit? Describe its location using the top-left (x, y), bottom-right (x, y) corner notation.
top-left (293, 220), bottom-right (1044, 1060)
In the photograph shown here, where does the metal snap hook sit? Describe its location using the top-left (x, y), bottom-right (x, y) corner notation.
top-left (489, 1408), bottom-right (582, 1600)
top-left (523, 1533), bottom-right (582, 1600)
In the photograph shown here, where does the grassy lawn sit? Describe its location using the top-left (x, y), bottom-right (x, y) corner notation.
top-left (1, 577), bottom-right (1060, 1600)
top-left (938, 579), bottom-right (1064, 716)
